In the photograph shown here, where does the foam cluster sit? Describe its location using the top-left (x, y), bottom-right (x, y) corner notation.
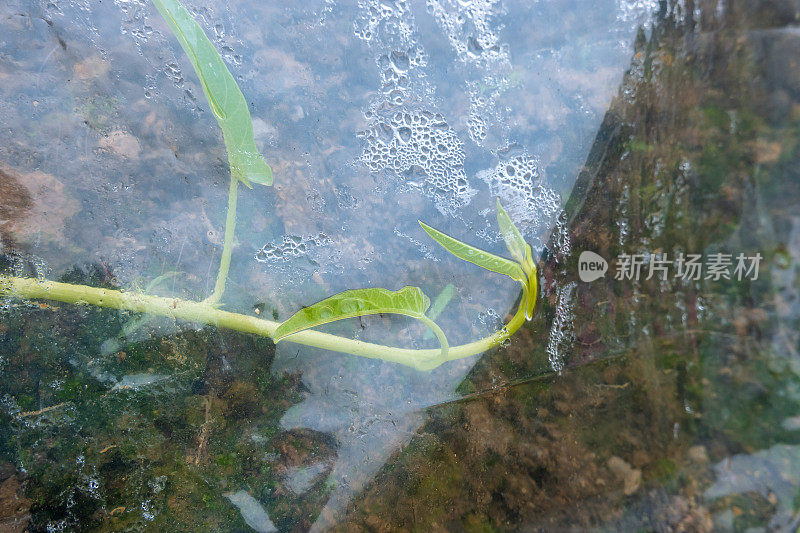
top-left (545, 282), bottom-right (577, 373)
top-left (477, 154), bottom-right (562, 252)
top-left (358, 110), bottom-right (476, 212)
top-left (374, 46), bottom-right (428, 108)
top-left (255, 234), bottom-right (332, 263)
top-left (493, 155), bottom-right (542, 193)
top-left (354, 0), bottom-right (414, 44)
top-left (467, 111), bottom-right (487, 144)
top-left (425, 0), bottom-right (509, 67)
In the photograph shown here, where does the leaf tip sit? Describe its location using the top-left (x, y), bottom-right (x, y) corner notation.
top-left (418, 220), bottom-right (435, 234)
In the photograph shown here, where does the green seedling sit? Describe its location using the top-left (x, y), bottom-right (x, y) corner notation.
top-left (151, 0), bottom-right (271, 306)
top-left (0, 0), bottom-right (538, 371)
top-left (152, 0), bottom-right (272, 188)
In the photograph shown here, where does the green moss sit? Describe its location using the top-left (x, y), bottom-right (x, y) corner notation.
top-left (462, 513), bottom-right (497, 533)
top-left (76, 95), bottom-right (118, 135)
top-left (648, 457), bottom-right (676, 481)
top-left (14, 393), bottom-right (36, 411)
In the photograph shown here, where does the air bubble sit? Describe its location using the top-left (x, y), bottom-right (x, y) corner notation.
top-left (467, 36), bottom-right (484, 57)
top-left (475, 308), bottom-right (503, 332)
top-left (479, 154), bottom-right (564, 251)
top-left (164, 62), bottom-right (184, 88)
top-left (546, 282), bottom-right (577, 373)
top-left (255, 233), bottom-right (333, 263)
top-left (397, 126), bottom-right (412, 143)
top-left (359, 110), bottom-right (476, 213)
top-left (390, 50), bottom-right (410, 72)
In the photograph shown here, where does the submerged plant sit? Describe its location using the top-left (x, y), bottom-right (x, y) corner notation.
top-left (0, 0), bottom-right (538, 371)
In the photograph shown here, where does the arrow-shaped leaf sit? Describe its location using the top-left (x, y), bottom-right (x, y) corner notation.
top-left (523, 243), bottom-right (536, 278)
top-left (152, 0), bottom-right (272, 187)
top-left (496, 198), bottom-right (527, 266)
top-left (422, 283), bottom-right (455, 341)
top-left (274, 286), bottom-right (449, 357)
top-left (420, 218), bottom-right (538, 321)
top-left (495, 199), bottom-right (537, 318)
top-left (418, 221), bottom-right (526, 284)
top-left (427, 283), bottom-right (455, 321)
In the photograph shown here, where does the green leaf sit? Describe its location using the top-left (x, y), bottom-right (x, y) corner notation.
top-left (523, 243), bottom-right (536, 278)
top-left (152, 0), bottom-right (272, 187)
top-left (274, 287), bottom-right (448, 357)
top-left (496, 198), bottom-right (527, 266)
top-left (418, 221), bottom-right (526, 284)
top-left (427, 283), bottom-right (455, 321)
top-left (494, 199), bottom-right (538, 318)
top-left (422, 283), bottom-right (455, 340)
top-left (420, 218), bottom-right (538, 321)
top-left (144, 271), bottom-right (181, 293)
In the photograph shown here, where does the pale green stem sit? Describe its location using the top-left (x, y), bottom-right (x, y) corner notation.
top-left (203, 176), bottom-right (238, 306)
top-left (0, 273), bottom-right (533, 371)
top-left (416, 314), bottom-right (450, 362)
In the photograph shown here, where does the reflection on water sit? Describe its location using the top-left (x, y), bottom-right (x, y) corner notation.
top-left (1, 0), bottom-right (799, 530)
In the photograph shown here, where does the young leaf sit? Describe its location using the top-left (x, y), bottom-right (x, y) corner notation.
top-left (152, 0), bottom-right (272, 187)
top-left (274, 287), bottom-right (448, 357)
top-left (496, 201), bottom-right (538, 317)
top-left (427, 283), bottom-right (455, 321)
top-left (494, 200), bottom-right (538, 318)
top-left (496, 198), bottom-right (527, 266)
top-left (144, 271), bottom-right (181, 293)
top-left (418, 221), bottom-right (526, 284)
top-left (523, 242), bottom-right (536, 278)
top-left (420, 219), bottom-right (539, 321)
top-left (422, 283), bottom-right (455, 340)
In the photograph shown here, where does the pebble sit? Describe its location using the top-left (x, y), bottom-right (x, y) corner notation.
top-left (607, 456), bottom-right (641, 496)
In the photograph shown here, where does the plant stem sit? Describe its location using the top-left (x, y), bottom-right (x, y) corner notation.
top-left (0, 274), bottom-right (531, 371)
top-left (203, 176), bottom-right (238, 306)
top-left (417, 314), bottom-right (450, 361)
